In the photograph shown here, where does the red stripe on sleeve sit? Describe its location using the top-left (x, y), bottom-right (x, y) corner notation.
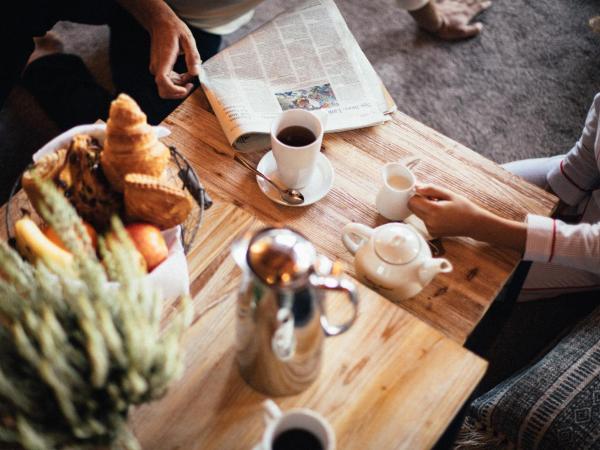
top-left (548, 219), bottom-right (557, 263)
top-left (559, 159), bottom-right (589, 192)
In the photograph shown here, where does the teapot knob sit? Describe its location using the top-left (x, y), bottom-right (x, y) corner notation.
top-left (391, 235), bottom-right (406, 246)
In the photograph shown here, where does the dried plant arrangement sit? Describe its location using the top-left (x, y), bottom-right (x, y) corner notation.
top-left (0, 178), bottom-right (191, 450)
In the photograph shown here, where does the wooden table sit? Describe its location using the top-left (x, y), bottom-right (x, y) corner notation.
top-left (0, 89), bottom-right (557, 449)
top-left (129, 200), bottom-right (487, 450)
top-left (160, 91), bottom-right (557, 344)
top-left (128, 89), bottom-right (555, 449)
top-left (0, 194), bottom-right (487, 449)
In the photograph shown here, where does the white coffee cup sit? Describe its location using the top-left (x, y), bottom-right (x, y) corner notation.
top-left (253, 399), bottom-right (336, 450)
top-left (271, 110), bottom-right (326, 189)
top-left (375, 162), bottom-right (416, 221)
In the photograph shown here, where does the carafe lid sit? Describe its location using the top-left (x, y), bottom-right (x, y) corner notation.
top-left (373, 223), bottom-right (420, 265)
top-left (247, 228), bottom-right (316, 289)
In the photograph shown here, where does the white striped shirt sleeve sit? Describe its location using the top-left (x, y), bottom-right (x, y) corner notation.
top-left (524, 213), bottom-right (600, 274)
top-left (525, 94), bottom-right (600, 274)
top-left (397, 0), bottom-right (430, 11)
top-left (546, 93), bottom-right (600, 205)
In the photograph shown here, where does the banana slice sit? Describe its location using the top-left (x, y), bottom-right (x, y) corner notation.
top-left (14, 217), bottom-right (73, 274)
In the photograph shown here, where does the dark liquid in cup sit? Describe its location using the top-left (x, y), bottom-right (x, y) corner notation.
top-left (277, 126), bottom-right (316, 147)
top-left (272, 428), bottom-right (324, 450)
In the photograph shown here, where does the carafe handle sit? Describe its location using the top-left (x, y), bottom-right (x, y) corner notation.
top-left (309, 274), bottom-right (359, 337)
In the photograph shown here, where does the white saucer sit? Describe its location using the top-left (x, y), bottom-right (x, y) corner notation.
top-left (256, 151), bottom-right (334, 207)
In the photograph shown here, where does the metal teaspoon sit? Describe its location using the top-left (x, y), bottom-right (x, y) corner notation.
top-left (233, 154), bottom-right (305, 205)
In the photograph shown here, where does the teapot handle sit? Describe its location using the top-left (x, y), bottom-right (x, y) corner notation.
top-left (309, 274), bottom-right (359, 337)
top-left (342, 223), bottom-right (374, 255)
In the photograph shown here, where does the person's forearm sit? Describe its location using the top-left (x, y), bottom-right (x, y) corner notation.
top-left (117, 0), bottom-right (178, 32)
top-left (408, 1), bottom-right (443, 33)
top-left (469, 211), bottom-right (527, 253)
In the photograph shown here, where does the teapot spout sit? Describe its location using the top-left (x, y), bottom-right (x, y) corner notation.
top-left (418, 258), bottom-right (453, 286)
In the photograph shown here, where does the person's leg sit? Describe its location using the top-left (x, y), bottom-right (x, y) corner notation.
top-left (15, 0), bottom-right (114, 129)
top-left (502, 155), bottom-right (563, 189)
top-left (21, 52), bottom-right (112, 129)
top-left (517, 263), bottom-right (600, 301)
top-left (0, 0), bottom-right (69, 109)
top-left (109, 5), bottom-right (222, 124)
top-left (0, 32), bottom-right (34, 109)
top-left (56, 0), bottom-right (112, 25)
top-left (517, 191), bottom-right (600, 301)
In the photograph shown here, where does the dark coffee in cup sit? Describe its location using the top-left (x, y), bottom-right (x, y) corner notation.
top-left (277, 126), bottom-right (316, 147)
top-left (272, 428), bottom-right (324, 450)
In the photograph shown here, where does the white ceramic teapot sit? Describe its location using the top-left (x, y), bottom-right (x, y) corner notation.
top-left (342, 222), bottom-right (452, 302)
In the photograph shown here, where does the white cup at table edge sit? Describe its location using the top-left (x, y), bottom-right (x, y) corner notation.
top-left (271, 109), bottom-right (327, 189)
top-left (253, 399), bottom-right (336, 450)
top-left (375, 162), bottom-right (417, 221)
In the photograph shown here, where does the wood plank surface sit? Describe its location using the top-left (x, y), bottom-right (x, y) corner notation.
top-left (0, 182), bottom-right (487, 449)
top-left (130, 204), bottom-right (487, 450)
top-left (157, 90), bottom-right (558, 343)
top-left (0, 94), bottom-right (495, 449)
top-left (0, 91), bottom-right (558, 343)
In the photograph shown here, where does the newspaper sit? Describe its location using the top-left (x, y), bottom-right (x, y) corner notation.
top-left (199, 0), bottom-right (397, 152)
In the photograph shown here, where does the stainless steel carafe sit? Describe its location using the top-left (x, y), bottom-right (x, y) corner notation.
top-left (232, 227), bottom-right (359, 396)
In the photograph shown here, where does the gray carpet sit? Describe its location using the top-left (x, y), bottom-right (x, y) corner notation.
top-left (2, 0), bottom-right (600, 204)
top-left (227, 0), bottom-right (600, 165)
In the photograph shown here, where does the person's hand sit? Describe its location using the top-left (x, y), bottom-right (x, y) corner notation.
top-left (433, 0), bottom-right (492, 40)
top-left (408, 184), bottom-right (528, 251)
top-left (148, 14), bottom-right (202, 99)
top-left (407, 184), bottom-right (488, 238)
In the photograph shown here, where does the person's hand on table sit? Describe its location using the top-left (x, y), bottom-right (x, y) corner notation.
top-left (148, 13), bottom-right (202, 99)
top-left (408, 184), bottom-right (486, 237)
top-left (408, 184), bottom-right (528, 252)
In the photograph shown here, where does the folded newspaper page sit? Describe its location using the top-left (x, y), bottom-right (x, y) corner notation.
top-left (199, 0), bottom-right (397, 152)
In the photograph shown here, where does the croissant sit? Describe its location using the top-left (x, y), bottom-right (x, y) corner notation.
top-left (101, 94), bottom-right (169, 191)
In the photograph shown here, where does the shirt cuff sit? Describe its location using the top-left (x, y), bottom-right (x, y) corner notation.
top-left (524, 214), bottom-right (556, 263)
top-left (547, 159), bottom-right (588, 206)
top-left (397, 0), bottom-right (430, 11)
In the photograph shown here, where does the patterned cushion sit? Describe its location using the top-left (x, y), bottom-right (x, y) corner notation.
top-left (458, 305), bottom-right (600, 450)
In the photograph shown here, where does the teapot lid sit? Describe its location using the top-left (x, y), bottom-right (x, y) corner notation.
top-left (247, 227), bottom-right (316, 289)
top-left (373, 223), bottom-right (421, 265)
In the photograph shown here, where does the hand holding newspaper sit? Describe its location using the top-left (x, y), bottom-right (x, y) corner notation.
top-left (199, 0), bottom-right (396, 152)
